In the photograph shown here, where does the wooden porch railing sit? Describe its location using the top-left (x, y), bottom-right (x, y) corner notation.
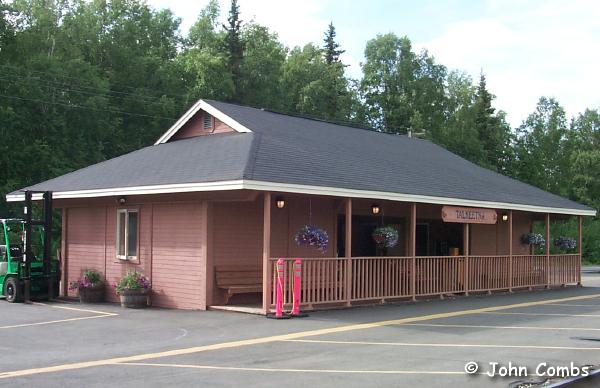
top-left (269, 254), bottom-right (582, 310)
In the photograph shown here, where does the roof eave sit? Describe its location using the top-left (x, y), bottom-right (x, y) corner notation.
top-left (7, 179), bottom-right (596, 217)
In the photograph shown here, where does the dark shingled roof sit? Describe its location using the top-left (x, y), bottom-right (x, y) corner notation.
top-left (10, 99), bottom-right (594, 213)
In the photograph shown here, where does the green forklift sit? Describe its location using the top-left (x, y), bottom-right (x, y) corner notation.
top-left (0, 191), bottom-right (60, 303)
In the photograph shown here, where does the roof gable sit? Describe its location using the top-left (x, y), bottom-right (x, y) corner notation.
top-left (155, 99), bottom-right (252, 144)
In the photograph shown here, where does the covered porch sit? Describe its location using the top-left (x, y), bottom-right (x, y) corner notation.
top-left (254, 193), bottom-right (583, 314)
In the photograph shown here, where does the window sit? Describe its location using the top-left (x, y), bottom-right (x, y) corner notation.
top-left (116, 209), bottom-right (138, 260)
top-left (202, 113), bottom-right (213, 130)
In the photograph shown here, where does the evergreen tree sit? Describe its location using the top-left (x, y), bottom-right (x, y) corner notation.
top-left (323, 22), bottom-right (344, 65)
top-left (320, 23), bottom-right (349, 120)
top-left (222, 0), bottom-right (244, 102)
top-left (472, 73), bottom-right (512, 171)
top-left (281, 43), bottom-right (356, 121)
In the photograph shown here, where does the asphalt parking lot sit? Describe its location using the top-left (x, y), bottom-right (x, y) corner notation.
top-left (3, 275), bottom-right (600, 388)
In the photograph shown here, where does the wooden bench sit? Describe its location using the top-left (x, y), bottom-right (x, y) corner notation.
top-left (215, 265), bottom-right (262, 304)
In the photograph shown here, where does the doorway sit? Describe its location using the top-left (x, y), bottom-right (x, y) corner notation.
top-left (416, 223), bottom-right (429, 256)
top-left (337, 215), bottom-right (406, 257)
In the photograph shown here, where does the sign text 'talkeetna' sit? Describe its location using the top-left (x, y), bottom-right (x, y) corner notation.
top-left (441, 206), bottom-right (498, 224)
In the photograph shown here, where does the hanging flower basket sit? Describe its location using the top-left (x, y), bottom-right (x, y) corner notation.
top-left (554, 236), bottom-right (577, 250)
top-left (521, 233), bottom-right (546, 247)
top-left (372, 226), bottom-right (399, 248)
top-left (294, 225), bottom-right (329, 253)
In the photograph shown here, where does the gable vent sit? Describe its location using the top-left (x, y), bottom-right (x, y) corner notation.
top-left (203, 113), bottom-right (213, 130)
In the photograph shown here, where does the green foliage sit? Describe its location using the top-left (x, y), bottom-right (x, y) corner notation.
top-left (238, 23), bottom-right (286, 109)
top-left (360, 34), bottom-right (446, 135)
top-left (513, 97), bottom-right (570, 195)
top-left (0, 0), bottom-right (186, 218)
top-left (115, 270), bottom-right (150, 294)
top-left (323, 22), bottom-right (344, 65)
top-left (0, 0), bottom-right (599, 262)
top-left (281, 43), bottom-right (355, 121)
top-left (222, 0), bottom-right (243, 102)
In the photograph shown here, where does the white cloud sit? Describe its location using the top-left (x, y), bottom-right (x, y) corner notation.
top-left (147, 1), bottom-right (599, 126)
top-left (147, 0), bottom-right (328, 49)
top-left (237, 0), bottom-right (327, 49)
top-left (417, 1), bottom-right (600, 126)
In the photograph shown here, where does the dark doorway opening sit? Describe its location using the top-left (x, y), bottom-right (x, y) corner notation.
top-left (416, 223), bottom-right (429, 256)
top-left (337, 215), bottom-right (406, 257)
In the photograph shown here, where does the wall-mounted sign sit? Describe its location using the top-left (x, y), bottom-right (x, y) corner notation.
top-left (441, 206), bottom-right (497, 224)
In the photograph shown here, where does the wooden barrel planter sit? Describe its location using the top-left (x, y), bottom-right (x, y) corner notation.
top-left (119, 289), bottom-right (151, 308)
top-left (79, 285), bottom-right (105, 303)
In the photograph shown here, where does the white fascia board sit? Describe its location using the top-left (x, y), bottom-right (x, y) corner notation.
top-left (154, 99), bottom-right (252, 145)
top-left (5, 180), bottom-right (245, 202)
top-left (242, 180), bottom-right (598, 217)
top-left (6, 179), bottom-right (596, 216)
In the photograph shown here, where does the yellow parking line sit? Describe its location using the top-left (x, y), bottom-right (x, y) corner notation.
top-left (1, 292), bottom-right (600, 379)
top-left (399, 323), bottom-right (600, 331)
top-left (481, 312), bottom-right (600, 317)
top-left (283, 339), bottom-right (600, 351)
top-left (120, 362), bottom-right (468, 375)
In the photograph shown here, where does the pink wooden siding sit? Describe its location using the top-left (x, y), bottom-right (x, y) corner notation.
top-left (102, 204), bottom-right (154, 303)
top-left (283, 197), bottom-right (337, 258)
top-left (103, 207), bottom-right (120, 303)
top-left (64, 199), bottom-right (207, 309)
top-left (170, 111), bottom-right (234, 141)
top-left (470, 224), bottom-right (498, 255)
top-left (60, 192), bottom-right (578, 312)
top-left (211, 199), bottom-right (262, 304)
top-left (470, 213), bottom-right (532, 255)
top-left (512, 212), bottom-right (533, 255)
top-left (151, 203), bottom-right (205, 309)
top-left (66, 207), bottom-right (106, 297)
top-left (210, 196), bottom-right (337, 304)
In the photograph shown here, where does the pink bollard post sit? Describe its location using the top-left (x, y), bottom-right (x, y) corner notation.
top-left (292, 259), bottom-right (302, 315)
top-left (290, 259), bottom-right (308, 317)
top-left (275, 259), bottom-right (285, 318)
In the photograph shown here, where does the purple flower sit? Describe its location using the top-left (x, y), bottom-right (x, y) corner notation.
top-left (554, 236), bottom-right (577, 250)
top-left (372, 226), bottom-right (399, 248)
top-left (115, 271), bottom-right (151, 295)
top-left (294, 225), bottom-right (329, 253)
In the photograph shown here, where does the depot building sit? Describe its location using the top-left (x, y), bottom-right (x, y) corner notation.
top-left (7, 100), bottom-right (596, 313)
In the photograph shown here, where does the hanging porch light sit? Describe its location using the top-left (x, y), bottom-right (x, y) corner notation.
top-left (276, 196), bottom-right (285, 209)
top-left (371, 204), bottom-right (380, 215)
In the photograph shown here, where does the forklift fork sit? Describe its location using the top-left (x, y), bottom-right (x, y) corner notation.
top-left (23, 191), bottom-right (53, 303)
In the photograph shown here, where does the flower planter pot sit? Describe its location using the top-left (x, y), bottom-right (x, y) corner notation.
top-left (79, 284), bottom-right (105, 303)
top-left (119, 289), bottom-right (150, 308)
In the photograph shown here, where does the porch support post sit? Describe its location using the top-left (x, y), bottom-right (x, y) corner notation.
top-left (508, 210), bottom-right (513, 292)
top-left (578, 215), bottom-right (583, 286)
top-left (262, 192), bottom-right (272, 315)
top-left (60, 208), bottom-right (68, 297)
top-left (545, 213), bottom-right (551, 288)
top-left (410, 203), bottom-right (416, 301)
top-left (345, 198), bottom-right (352, 306)
top-left (463, 223), bottom-right (470, 296)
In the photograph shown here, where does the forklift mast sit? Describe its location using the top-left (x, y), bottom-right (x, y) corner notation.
top-left (23, 191), bottom-right (53, 302)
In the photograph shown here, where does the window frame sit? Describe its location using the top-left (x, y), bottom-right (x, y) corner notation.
top-left (116, 208), bottom-right (140, 262)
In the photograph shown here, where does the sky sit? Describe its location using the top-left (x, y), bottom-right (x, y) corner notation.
top-left (146, 0), bottom-right (600, 127)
